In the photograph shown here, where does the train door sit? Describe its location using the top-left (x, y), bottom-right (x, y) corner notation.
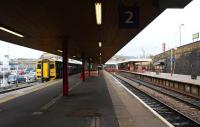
top-left (42, 60), bottom-right (50, 80)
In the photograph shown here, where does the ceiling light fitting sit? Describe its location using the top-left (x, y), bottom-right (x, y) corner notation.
top-left (95, 2), bottom-right (102, 25)
top-left (57, 50), bottom-right (63, 53)
top-left (0, 26), bottom-right (24, 38)
top-left (98, 42), bottom-right (102, 47)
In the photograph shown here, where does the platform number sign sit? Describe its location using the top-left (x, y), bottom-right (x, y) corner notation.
top-left (118, 6), bottom-right (139, 28)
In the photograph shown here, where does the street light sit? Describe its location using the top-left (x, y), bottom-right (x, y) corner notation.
top-left (179, 24), bottom-right (184, 46)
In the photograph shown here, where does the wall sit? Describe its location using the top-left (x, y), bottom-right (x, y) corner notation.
top-left (153, 41), bottom-right (200, 75)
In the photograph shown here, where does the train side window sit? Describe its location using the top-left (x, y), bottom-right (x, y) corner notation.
top-left (50, 64), bottom-right (54, 69)
top-left (37, 64), bottom-right (42, 69)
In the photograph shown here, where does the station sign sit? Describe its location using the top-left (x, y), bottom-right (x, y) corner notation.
top-left (168, 57), bottom-right (175, 62)
top-left (118, 6), bottom-right (139, 29)
top-left (192, 33), bottom-right (199, 40)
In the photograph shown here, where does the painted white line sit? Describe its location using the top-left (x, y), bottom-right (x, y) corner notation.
top-left (32, 111), bottom-right (43, 116)
top-left (69, 80), bottom-right (82, 91)
top-left (111, 75), bottom-right (174, 127)
top-left (40, 80), bottom-right (82, 111)
top-left (40, 94), bottom-right (62, 111)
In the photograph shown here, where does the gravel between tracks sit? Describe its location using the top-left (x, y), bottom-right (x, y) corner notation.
top-left (139, 85), bottom-right (200, 123)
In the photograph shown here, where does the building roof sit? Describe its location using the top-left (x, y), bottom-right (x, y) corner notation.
top-left (117, 58), bottom-right (152, 64)
top-left (0, 0), bottom-right (191, 64)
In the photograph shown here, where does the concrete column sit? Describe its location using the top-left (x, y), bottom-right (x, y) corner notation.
top-left (88, 59), bottom-right (91, 77)
top-left (62, 39), bottom-right (69, 96)
top-left (82, 54), bottom-right (85, 81)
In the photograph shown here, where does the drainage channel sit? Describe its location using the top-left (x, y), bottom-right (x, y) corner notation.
top-left (113, 75), bottom-right (200, 127)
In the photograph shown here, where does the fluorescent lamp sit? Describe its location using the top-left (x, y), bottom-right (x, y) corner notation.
top-left (73, 56), bottom-right (76, 58)
top-left (57, 50), bottom-right (63, 53)
top-left (0, 27), bottom-right (24, 37)
top-left (100, 53), bottom-right (101, 56)
top-left (98, 42), bottom-right (102, 47)
top-left (95, 2), bottom-right (102, 25)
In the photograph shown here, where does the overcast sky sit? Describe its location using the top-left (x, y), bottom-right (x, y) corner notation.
top-left (116, 0), bottom-right (200, 57)
top-left (0, 0), bottom-right (199, 60)
top-left (0, 41), bottom-right (44, 59)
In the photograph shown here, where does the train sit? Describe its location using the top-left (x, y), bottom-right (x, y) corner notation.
top-left (36, 59), bottom-right (82, 81)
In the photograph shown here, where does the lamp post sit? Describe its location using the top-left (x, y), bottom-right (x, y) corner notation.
top-left (170, 49), bottom-right (173, 76)
top-left (2, 61), bottom-right (5, 85)
top-left (179, 24), bottom-right (184, 46)
top-left (170, 48), bottom-right (177, 76)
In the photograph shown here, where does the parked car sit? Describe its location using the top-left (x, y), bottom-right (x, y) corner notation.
top-left (23, 71), bottom-right (36, 83)
top-left (10, 70), bottom-right (19, 76)
top-left (18, 70), bottom-right (25, 75)
top-left (7, 75), bottom-right (26, 84)
top-left (25, 68), bottom-right (35, 74)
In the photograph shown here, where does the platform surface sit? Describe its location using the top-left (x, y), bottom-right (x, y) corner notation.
top-left (124, 70), bottom-right (200, 86)
top-left (0, 71), bottom-right (169, 127)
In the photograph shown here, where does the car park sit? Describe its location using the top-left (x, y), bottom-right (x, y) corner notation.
top-left (23, 72), bottom-right (36, 83)
top-left (18, 70), bottom-right (25, 75)
top-left (25, 68), bottom-right (35, 74)
top-left (7, 74), bottom-right (26, 84)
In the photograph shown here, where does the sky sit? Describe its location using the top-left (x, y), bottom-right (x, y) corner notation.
top-left (0, 41), bottom-right (44, 59)
top-left (116, 0), bottom-right (200, 57)
top-left (0, 0), bottom-right (199, 60)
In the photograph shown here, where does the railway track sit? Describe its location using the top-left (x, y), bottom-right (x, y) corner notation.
top-left (113, 73), bottom-right (200, 127)
top-left (0, 82), bottom-right (38, 94)
top-left (119, 72), bottom-right (200, 109)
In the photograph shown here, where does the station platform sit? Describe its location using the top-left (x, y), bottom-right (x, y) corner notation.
top-left (124, 71), bottom-right (200, 86)
top-left (0, 71), bottom-right (170, 127)
top-left (13, 70), bottom-right (169, 127)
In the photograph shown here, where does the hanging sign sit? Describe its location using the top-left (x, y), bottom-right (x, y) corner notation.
top-left (118, 6), bottom-right (139, 28)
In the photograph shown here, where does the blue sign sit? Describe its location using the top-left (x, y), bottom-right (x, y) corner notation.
top-left (118, 6), bottom-right (139, 28)
top-left (168, 57), bottom-right (175, 62)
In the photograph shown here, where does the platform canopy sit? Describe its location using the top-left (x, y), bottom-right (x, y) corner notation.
top-left (0, 0), bottom-right (191, 63)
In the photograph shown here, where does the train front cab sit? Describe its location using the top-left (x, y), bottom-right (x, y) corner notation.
top-left (36, 61), bottom-right (42, 80)
top-left (36, 59), bottom-right (50, 81)
top-left (50, 61), bottom-right (56, 79)
top-left (50, 61), bottom-right (62, 79)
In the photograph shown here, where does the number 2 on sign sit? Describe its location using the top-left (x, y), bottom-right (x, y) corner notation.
top-left (125, 11), bottom-right (133, 23)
